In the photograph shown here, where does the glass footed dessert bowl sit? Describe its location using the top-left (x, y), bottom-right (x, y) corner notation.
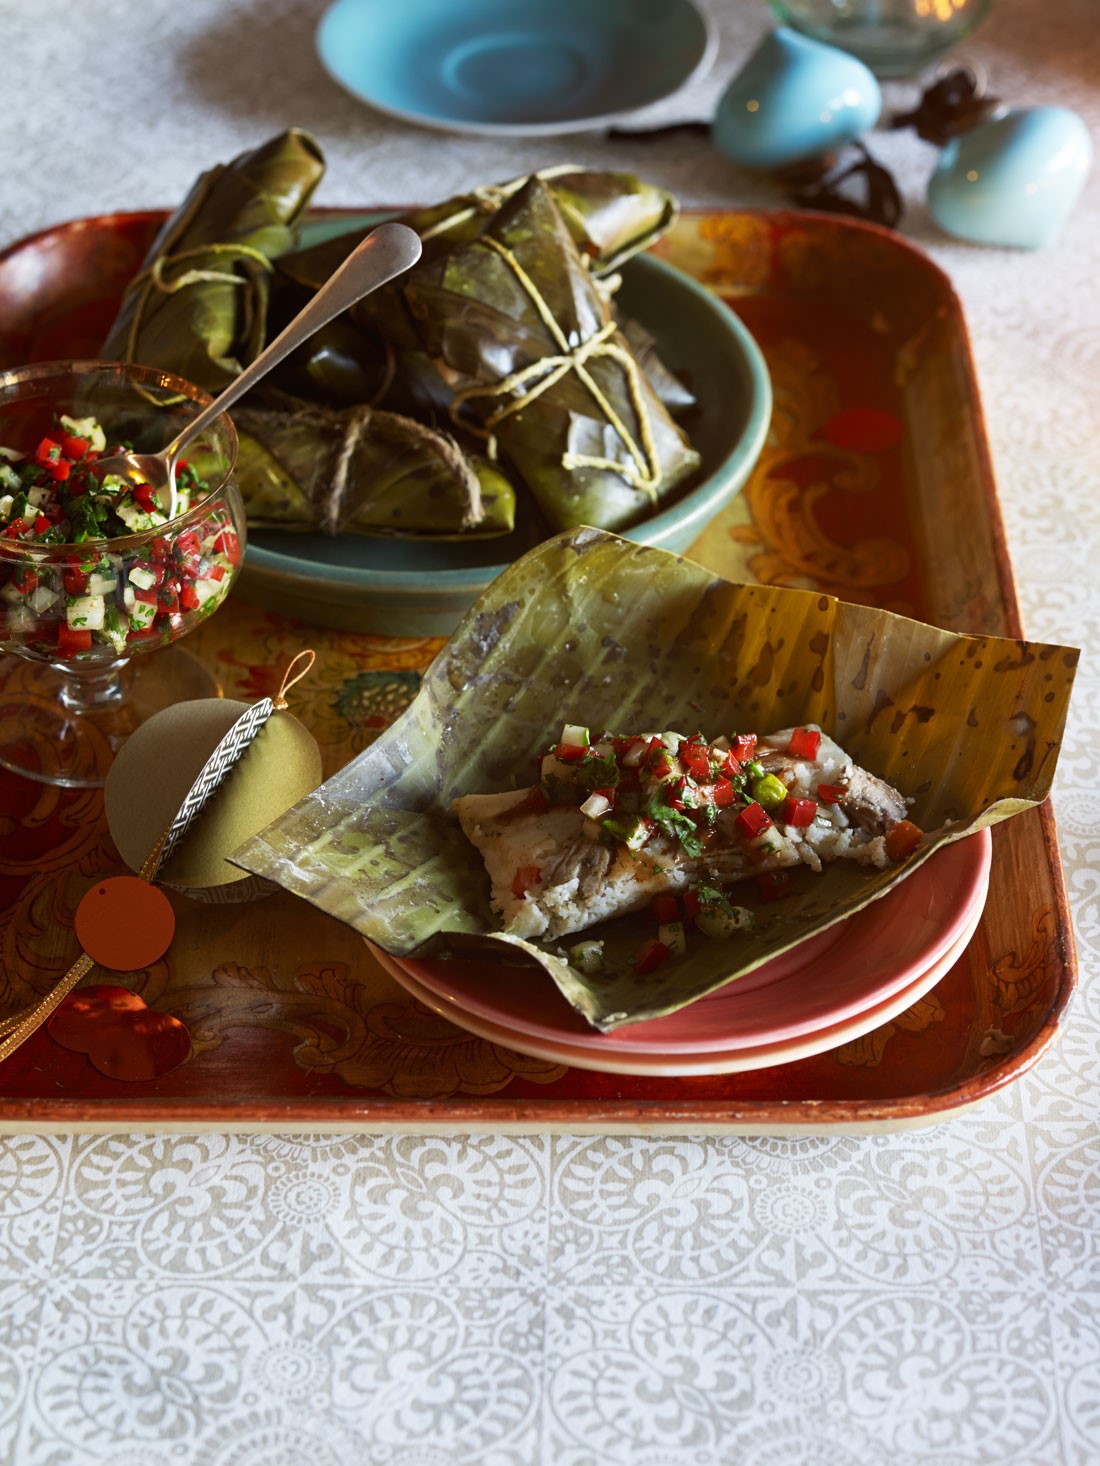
top-left (0, 360), bottom-right (245, 788)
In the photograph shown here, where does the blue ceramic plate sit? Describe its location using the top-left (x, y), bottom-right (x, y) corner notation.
top-left (239, 216), bottom-right (772, 637)
top-left (315, 0), bottom-right (716, 135)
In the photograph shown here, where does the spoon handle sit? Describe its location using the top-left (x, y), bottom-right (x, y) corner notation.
top-left (164, 221), bottom-right (423, 461)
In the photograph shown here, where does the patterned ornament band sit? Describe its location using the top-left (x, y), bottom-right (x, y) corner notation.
top-left (153, 696), bottom-right (275, 875)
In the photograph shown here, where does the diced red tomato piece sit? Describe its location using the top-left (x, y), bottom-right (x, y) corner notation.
top-left (179, 585), bottom-right (201, 612)
top-left (634, 937), bottom-right (671, 975)
top-left (717, 748), bottom-right (742, 777)
top-left (207, 564), bottom-right (225, 582)
top-left (11, 567), bottom-right (38, 594)
top-left (783, 796), bottom-right (818, 828)
top-left (682, 891), bottom-right (702, 920)
top-left (817, 783), bottom-right (847, 804)
top-left (735, 801), bottom-right (773, 839)
top-left (62, 567), bottom-right (87, 595)
top-left (56, 624), bottom-right (92, 657)
top-left (150, 536), bottom-right (173, 563)
top-left (511, 864), bottom-right (542, 898)
top-left (756, 871), bottom-right (792, 902)
top-left (48, 459), bottom-right (71, 482)
top-left (679, 738), bottom-right (711, 781)
top-left (555, 741), bottom-right (588, 763)
top-left (884, 819), bottom-right (923, 861)
top-left (651, 893), bottom-right (680, 925)
top-left (646, 739), bottom-right (674, 778)
top-left (60, 434), bottom-right (89, 460)
top-left (732, 733), bottom-right (757, 762)
top-left (174, 530), bottom-right (201, 559)
top-left (35, 436), bottom-right (61, 465)
top-left (787, 727), bottom-right (821, 760)
top-left (212, 530), bottom-right (242, 565)
top-left (712, 777), bottom-right (735, 807)
top-left (33, 514), bottom-right (50, 534)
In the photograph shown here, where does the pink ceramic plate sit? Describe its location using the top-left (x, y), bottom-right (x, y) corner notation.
top-left (374, 895), bottom-right (985, 1075)
top-left (371, 830), bottom-right (992, 1057)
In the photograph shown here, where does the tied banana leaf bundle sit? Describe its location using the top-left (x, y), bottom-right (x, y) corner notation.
top-left (304, 176), bottom-right (693, 535)
top-left (277, 166), bottom-right (697, 420)
top-left (233, 403), bottom-right (515, 538)
top-left (231, 529), bottom-right (1080, 1033)
top-left (274, 164), bottom-right (698, 425)
top-left (101, 129), bottom-right (325, 393)
top-left (399, 176), bottom-right (700, 534)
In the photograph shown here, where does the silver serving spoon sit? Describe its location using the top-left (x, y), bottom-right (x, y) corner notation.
top-left (93, 221), bottom-right (422, 517)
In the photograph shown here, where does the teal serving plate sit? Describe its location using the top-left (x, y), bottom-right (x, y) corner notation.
top-left (240, 234), bottom-right (772, 636)
top-left (316, 0), bottom-right (716, 135)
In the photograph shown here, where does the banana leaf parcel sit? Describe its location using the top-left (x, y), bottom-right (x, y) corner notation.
top-left (231, 528), bottom-right (1079, 1032)
top-left (233, 403), bottom-right (515, 538)
top-left (397, 176), bottom-right (701, 533)
top-left (100, 128), bottom-right (325, 392)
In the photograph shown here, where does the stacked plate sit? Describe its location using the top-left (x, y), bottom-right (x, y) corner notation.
top-left (373, 828), bottom-right (992, 1076)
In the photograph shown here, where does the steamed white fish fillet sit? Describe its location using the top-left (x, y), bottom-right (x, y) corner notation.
top-left (453, 726), bottom-right (912, 942)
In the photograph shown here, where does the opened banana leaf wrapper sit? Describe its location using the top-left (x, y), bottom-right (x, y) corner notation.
top-left (98, 130), bottom-right (695, 543)
top-left (231, 529), bottom-right (1079, 1031)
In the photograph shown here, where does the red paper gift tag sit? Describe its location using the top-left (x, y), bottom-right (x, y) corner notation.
top-left (73, 877), bottom-right (175, 970)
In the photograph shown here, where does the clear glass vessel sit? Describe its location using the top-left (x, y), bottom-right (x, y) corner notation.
top-left (768, 0), bottom-right (993, 78)
top-left (0, 360), bottom-right (244, 788)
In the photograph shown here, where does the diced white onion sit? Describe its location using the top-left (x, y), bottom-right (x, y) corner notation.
top-left (579, 792), bottom-right (612, 820)
top-left (66, 594), bottom-right (105, 631)
top-left (28, 585), bottom-right (59, 614)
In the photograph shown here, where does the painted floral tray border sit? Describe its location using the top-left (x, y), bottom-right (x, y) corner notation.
top-left (0, 207), bottom-right (1076, 1131)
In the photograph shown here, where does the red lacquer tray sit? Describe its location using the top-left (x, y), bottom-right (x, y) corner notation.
top-left (0, 208), bottom-right (1075, 1131)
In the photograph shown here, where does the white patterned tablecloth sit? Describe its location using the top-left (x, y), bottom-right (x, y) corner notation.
top-left (1, 1), bottom-right (1098, 1462)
